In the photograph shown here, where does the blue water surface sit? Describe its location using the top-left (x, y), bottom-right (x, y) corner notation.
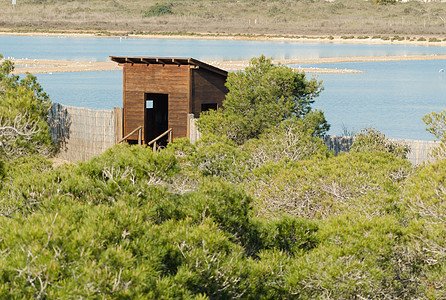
top-left (2, 35), bottom-right (446, 61)
top-left (302, 60), bottom-right (446, 140)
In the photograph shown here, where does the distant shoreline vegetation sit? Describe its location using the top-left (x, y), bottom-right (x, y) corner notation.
top-left (2, 0), bottom-right (446, 38)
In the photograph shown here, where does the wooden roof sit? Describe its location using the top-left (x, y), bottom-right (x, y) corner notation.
top-left (109, 56), bottom-right (228, 77)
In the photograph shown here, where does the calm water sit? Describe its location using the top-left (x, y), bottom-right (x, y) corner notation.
top-left (3, 35), bottom-right (446, 140)
top-left (2, 35), bottom-right (446, 61)
top-left (303, 60), bottom-right (446, 140)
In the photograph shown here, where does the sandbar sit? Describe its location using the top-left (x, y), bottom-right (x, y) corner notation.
top-left (5, 54), bottom-right (446, 75)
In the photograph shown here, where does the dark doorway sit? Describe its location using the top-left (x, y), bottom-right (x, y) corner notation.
top-left (145, 93), bottom-right (168, 144)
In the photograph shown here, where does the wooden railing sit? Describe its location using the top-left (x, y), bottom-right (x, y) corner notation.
top-left (117, 126), bottom-right (143, 145)
top-left (147, 128), bottom-right (173, 151)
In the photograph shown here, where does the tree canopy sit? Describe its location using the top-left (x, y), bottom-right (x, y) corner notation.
top-left (0, 54), bottom-right (53, 159)
top-left (198, 55), bottom-right (329, 144)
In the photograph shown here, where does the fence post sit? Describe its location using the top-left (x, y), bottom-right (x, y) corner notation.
top-left (113, 107), bottom-right (123, 143)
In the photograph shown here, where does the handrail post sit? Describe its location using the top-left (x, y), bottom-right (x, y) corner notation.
top-left (138, 128), bottom-right (142, 145)
top-left (147, 128), bottom-right (173, 151)
top-left (117, 126), bottom-right (143, 144)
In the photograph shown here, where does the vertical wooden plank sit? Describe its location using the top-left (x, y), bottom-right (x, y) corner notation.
top-left (123, 64), bottom-right (127, 140)
top-left (189, 66), bottom-right (194, 117)
top-left (113, 107), bottom-right (123, 143)
top-left (187, 113), bottom-right (192, 140)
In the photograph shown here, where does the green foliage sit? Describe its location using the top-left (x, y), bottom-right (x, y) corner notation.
top-left (0, 144), bottom-right (324, 298)
top-left (0, 160), bottom-right (5, 189)
top-left (423, 110), bottom-right (446, 140)
top-left (373, 0), bottom-right (396, 5)
top-left (5, 128), bottom-right (446, 298)
top-left (423, 110), bottom-right (446, 159)
top-left (4, 106), bottom-right (446, 297)
top-left (402, 158), bottom-right (446, 223)
top-left (244, 114), bottom-right (329, 168)
top-left (0, 54), bottom-right (53, 159)
top-left (191, 134), bottom-right (248, 181)
top-left (351, 127), bottom-right (410, 159)
top-left (198, 55), bottom-right (326, 144)
top-left (248, 151), bottom-right (412, 219)
top-left (143, 3), bottom-right (173, 17)
top-left (261, 216), bottom-right (319, 254)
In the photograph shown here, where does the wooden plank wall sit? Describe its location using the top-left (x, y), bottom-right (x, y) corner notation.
top-left (123, 63), bottom-right (190, 140)
top-left (191, 68), bottom-right (228, 117)
top-left (49, 103), bottom-right (121, 162)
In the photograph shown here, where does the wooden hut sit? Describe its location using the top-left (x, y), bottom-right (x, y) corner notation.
top-left (110, 56), bottom-right (228, 144)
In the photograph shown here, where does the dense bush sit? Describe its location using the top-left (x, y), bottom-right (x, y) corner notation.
top-left (351, 127), bottom-right (410, 159)
top-left (0, 145), bottom-right (325, 298)
top-left (197, 55), bottom-right (327, 144)
top-left (247, 151), bottom-right (413, 219)
top-left (143, 3), bottom-right (173, 17)
top-left (423, 110), bottom-right (446, 159)
top-left (0, 55), bottom-right (53, 159)
top-left (373, 0), bottom-right (396, 5)
top-left (5, 131), bottom-right (446, 298)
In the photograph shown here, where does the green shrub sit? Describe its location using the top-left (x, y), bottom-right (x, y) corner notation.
top-left (373, 0), bottom-right (396, 5)
top-left (0, 155), bottom-right (55, 218)
top-left (0, 55), bottom-right (53, 159)
top-left (261, 216), bottom-right (319, 255)
top-left (248, 151), bottom-right (412, 219)
top-left (429, 37), bottom-right (440, 42)
top-left (402, 159), bottom-right (446, 223)
top-left (191, 134), bottom-right (248, 182)
top-left (59, 144), bottom-right (178, 204)
top-left (423, 110), bottom-right (446, 159)
top-left (243, 114), bottom-right (329, 169)
top-left (197, 55), bottom-right (325, 144)
top-left (282, 214), bottom-right (421, 298)
top-left (143, 3), bottom-right (173, 17)
top-left (0, 160), bottom-right (4, 183)
top-left (351, 127), bottom-right (410, 159)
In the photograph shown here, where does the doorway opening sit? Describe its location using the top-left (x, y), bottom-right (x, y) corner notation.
top-left (145, 93), bottom-right (168, 145)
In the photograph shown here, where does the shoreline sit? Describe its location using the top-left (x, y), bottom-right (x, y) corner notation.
top-left (7, 54), bottom-right (446, 75)
top-left (1, 29), bottom-right (446, 48)
top-left (9, 59), bottom-right (363, 74)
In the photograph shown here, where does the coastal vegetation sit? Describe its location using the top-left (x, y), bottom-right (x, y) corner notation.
top-left (2, 0), bottom-right (446, 39)
top-left (2, 55), bottom-right (446, 298)
top-left (0, 54), bottom-right (53, 159)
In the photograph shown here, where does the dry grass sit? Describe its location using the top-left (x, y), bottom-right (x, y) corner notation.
top-left (1, 0), bottom-right (446, 38)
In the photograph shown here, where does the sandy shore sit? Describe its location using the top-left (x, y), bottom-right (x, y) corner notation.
top-left (7, 58), bottom-right (365, 74)
top-left (6, 54), bottom-right (446, 75)
top-left (9, 59), bottom-right (121, 74)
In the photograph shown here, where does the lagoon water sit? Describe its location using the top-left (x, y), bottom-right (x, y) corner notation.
top-left (2, 35), bottom-right (446, 140)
